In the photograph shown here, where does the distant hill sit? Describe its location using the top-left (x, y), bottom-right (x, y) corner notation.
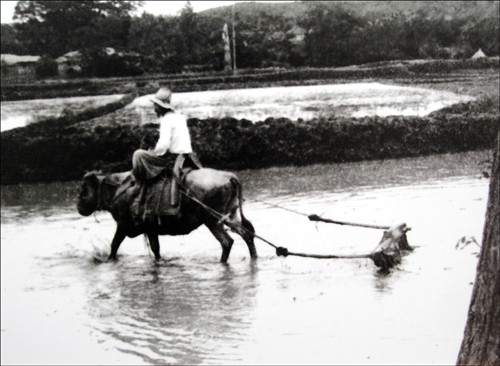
top-left (201, 1), bottom-right (499, 22)
top-left (2, 1), bottom-right (498, 78)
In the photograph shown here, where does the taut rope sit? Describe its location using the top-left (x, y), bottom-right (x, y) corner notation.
top-left (178, 186), bottom-right (396, 262)
top-left (248, 197), bottom-right (399, 230)
top-left (92, 171), bottom-right (411, 271)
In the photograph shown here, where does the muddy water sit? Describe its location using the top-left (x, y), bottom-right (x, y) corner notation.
top-left (1, 151), bottom-right (491, 365)
top-left (0, 94), bottom-right (123, 132)
top-left (129, 82), bottom-right (474, 123)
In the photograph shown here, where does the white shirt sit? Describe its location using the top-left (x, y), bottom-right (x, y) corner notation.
top-left (153, 112), bottom-right (193, 155)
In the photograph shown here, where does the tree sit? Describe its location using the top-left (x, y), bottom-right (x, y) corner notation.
top-left (128, 12), bottom-right (185, 73)
top-left (13, 1), bottom-right (141, 57)
top-left (354, 13), bottom-right (407, 64)
top-left (300, 3), bottom-right (363, 67)
top-left (1, 24), bottom-right (24, 55)
top-left (178, 1), bottom-right (199, 66)
top-left (457, 130), bottom-right (500, 365)
top-left (463, 16), bottom-right (500, 57)
top-left (196, 14), bottom-right (227, 71)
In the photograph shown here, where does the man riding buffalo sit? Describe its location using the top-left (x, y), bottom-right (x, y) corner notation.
top-left (132, 87), bottom-right (202, 220)
top-left (77, 87), bottom-right (257, 262)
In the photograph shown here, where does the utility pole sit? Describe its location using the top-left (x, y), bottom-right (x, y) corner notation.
top-left (222, 23), bottom-right (232, 72)
top-left (232, 4), bottom-right (237, 73)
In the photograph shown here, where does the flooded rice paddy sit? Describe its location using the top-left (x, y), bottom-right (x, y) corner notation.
top-left (1, 150), bottom-right (491, 365)
top-left (130, 82), bottom-right (474, 123)
top-left (0, 83), bottom-right (474, 131)
top-left (0, 94), bottom-right (123, 131)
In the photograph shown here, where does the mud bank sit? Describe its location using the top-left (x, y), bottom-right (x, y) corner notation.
top-left (1, 95), bottom-right (498, 184)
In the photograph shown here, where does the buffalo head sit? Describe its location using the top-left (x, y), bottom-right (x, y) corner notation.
top-left (77, 172), bottom-right (100, 216)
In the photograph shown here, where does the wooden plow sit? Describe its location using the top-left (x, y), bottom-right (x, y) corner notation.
top-left (229, 210), bottom-right (413, 273)
top-left (180, 189), bottom-right (414, 273)
top-left (308, 214), bottom-right (413, 273)
top-left (248, 196), bottom-right (414, 273)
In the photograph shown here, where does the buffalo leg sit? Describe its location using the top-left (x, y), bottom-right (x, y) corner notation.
top-left (228, 216), bottom-right (258, 259)
top-left (108, 226), bottom-right (126, 260)
top-left (241, 217), bottom-right (257, 259)
top-left (147, 233), bottom-right (161, 260)
top-left (206, 223), bottom-right (234, 263)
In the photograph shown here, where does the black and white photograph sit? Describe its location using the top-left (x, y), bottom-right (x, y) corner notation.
top-left (1, 1), bottom-right (499, 364)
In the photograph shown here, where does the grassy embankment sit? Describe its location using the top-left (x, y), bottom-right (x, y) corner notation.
top-left (2, 58), bottom-right (498, 101)
top-left (1, 58), bottom-right (499, 185)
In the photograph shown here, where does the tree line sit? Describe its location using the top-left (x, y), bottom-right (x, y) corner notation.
top-left (1, 1), bottom-right (499, 77)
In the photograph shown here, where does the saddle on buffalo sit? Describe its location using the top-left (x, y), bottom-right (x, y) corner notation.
top-left (116, 153), bottom-right (202, 225)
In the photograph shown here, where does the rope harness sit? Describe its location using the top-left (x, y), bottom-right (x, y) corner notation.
top-left (95, 171), bottom-right (412, 271)
top-left (176, 180), bottom-right (411, 265)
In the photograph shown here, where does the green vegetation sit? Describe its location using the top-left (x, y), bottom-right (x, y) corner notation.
top-left (1, 3), bottom-right (498, 184)
top-left (1, 1), bottom-right (498, 81)
top-left (2, 57), bottom-right (498, 101)
top-left (1, 75), bottom-right (498, 184)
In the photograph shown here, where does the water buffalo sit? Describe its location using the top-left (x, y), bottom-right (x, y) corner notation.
top-left (77, 169), bottom-right (257, 262)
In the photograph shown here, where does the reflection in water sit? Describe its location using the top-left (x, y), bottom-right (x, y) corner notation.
top-left (85, 259), bottom-right (260, 364)
top-left (372, 270), bottom-right (394, 293)
top-left (1, 150), bottom-right (491, 365)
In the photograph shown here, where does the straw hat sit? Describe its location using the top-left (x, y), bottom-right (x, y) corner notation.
top-left (150, 87), bottom-right (172, 109)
